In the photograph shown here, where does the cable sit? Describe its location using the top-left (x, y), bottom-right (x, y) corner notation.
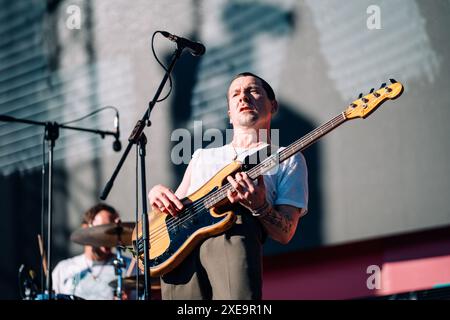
top-left (60, 106), bottom-right (119, 126)
top-left (151, 31), bottom-right (173, 103)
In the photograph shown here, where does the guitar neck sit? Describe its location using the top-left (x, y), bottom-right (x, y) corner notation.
top-left (279, 112), bottom-right (347, 163)
top-left (203, 112), bottom-right (348, 209)
top-left (251, 112), bottom-right (347, 178)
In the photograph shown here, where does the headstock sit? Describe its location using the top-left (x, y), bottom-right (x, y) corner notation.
top-left (344, 79), bottom-right (404, 120)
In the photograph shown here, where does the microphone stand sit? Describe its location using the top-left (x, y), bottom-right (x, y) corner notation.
top-left (100, 45), bottom-right (184, 300)
top-left (0, 115), bottom-right (117, 299)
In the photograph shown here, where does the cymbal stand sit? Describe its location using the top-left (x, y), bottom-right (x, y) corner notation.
top-left (113, 244), bottom-right (125, 300)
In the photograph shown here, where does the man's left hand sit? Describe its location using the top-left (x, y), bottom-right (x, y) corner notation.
top-left (226, 172), bottom-right (266, 211)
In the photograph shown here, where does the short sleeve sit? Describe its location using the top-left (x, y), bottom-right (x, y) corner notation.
top-left (274, 152), bottom-right (309, 217)
top-left (52, 263), bottom-right (62, 293)
top-left (191, 148), bottom-right (202, 163)
top-left (185, 148), bottom-right (203, 195)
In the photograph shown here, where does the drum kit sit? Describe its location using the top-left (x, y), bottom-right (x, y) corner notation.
top-left (69, 221), bottom-right (160, 299)
top-left (23, 221), bottom-right (160, 300)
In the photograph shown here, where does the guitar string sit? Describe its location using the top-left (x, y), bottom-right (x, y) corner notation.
top-left (138, 114), bottom-right (346, 249)
top-left (137, 114), bottom-right (346, 249)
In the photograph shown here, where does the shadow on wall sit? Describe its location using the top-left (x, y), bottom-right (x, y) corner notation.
top-left (167, 0), bottom-right (323, 255)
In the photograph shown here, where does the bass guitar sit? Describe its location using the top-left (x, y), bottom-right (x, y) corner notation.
top-left (132, 79), bottom-right (404, 276)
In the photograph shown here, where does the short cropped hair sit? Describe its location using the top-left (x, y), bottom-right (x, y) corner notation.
top-left (229, 72), bottom-right (276, 101)
top-left (82, 203), bottom-right (119, 226)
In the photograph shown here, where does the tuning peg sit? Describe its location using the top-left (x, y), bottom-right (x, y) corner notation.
top-left (380, 83), bottom-right (386, 88)
top-left (369, 88), bottom-right (374, 93)
top-left (358, 93), bottom-right (363, 99)
top-left (389, 78), bottom-right (397, 83)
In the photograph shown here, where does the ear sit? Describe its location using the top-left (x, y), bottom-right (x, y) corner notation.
top-left (270, 100), bottom-right (278, 114)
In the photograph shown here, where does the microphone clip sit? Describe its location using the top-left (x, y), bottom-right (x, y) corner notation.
top-left (159, 31), bottom-right (205, 57)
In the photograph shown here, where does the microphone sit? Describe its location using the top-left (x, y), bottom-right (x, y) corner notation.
top-left (113, 111), bottom-right (122, 152)
top-left (160, 31), bottom-right (205, 56)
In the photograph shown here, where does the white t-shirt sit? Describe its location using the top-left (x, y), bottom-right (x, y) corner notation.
top-left (52, 254), bottom-right (130, 300)
top-left (187, 144), bottom-right (308, 216)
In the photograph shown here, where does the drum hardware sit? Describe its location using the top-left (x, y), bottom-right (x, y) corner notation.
top-left (70, 222), bottom-right (135, 247)
top-left (18, 264), bottom-right (39, 300)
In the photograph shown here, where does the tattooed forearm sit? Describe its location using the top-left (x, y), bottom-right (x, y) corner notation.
top-left (258, 207), bottom-right (296, 243)
top-left (254, 204), bottom-right (302, 244)
top-left (261, 209), bottom-right (292, 233)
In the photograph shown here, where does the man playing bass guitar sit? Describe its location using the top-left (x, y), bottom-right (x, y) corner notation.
top-left (148, 72), bottom-right (309, 300)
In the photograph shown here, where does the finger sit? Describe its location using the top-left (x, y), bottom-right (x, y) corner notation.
top-left (238, 174), bottom-right (251, 191)
top-left (160, 194), bottom-right (177, 216)
top-left (148, 191), bottom-right (156, 203)
top-left (231, 174), bottom-right (247, 192)
top-left (227, 176), bottom-right (240, 190)
top-left (237, 192), bottom-right (246, 201)
top-left (235, 173), bottom-right (251, 198)
top-left (257, 175), bottom-right (265, 187)
top-left (227, 189), bottom-right (237, 203)
top-left (152, 199), bottom-right (164, 211)
top-left (148, 185), bottom-right (165, 202)
top-left (149, 196), bottom-right (158, 207)
top-left (165, 190), bottom-right (184, 210)
top-left (227, 176), bottom-right (247, 202)
top-left (235, 172), bottom-right (246, 185)
top-left (240, 173), bottom-right (255, 193)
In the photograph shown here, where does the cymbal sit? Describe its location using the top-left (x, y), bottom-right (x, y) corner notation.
top-left (70, 222), bottom-right (135, 247)
top-left (108, 275), bottom-right (161, 291)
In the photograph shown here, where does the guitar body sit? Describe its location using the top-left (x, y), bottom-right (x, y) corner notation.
top-left (133, 160), bottom-right (242, 277)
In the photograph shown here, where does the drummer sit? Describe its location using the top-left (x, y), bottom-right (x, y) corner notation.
top-left (52, 203), bottom-right (134, 300)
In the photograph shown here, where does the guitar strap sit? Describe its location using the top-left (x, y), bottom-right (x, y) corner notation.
top-left (242, 144), bottom-right (278, 172)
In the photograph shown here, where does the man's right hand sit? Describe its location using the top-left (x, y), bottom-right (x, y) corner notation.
top-left (148, 184), bottom-right (184, 216)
